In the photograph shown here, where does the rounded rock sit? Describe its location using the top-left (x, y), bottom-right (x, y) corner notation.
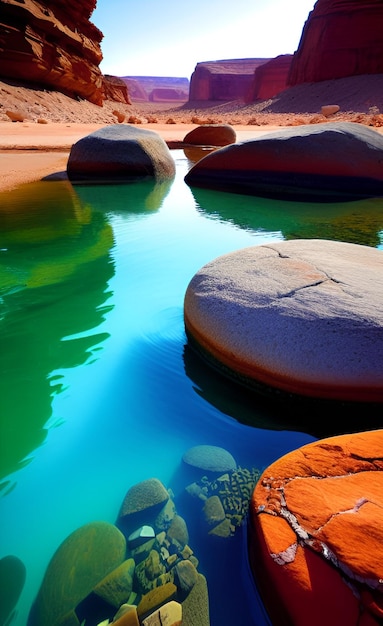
top-left (67, 125), bottom-right (176, 183)
top-left (184, 121), bottom-right (383, 201)
top-left (183, 124), bottom-right (236, 147)
top-left (249, 429), bottom-right (383, 626)
top-left (184, 239), bottom-right (383, 403)
top-left (182, 445), bottom-right (237, 473)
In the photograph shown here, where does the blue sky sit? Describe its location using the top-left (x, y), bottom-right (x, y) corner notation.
top-left (92, 0), bottom-right (315, 79)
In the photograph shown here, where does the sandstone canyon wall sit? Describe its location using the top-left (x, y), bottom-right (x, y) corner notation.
top-left (246, 54), bottom-right (293, 102)
top-left (288, 0), bottom-right (383, 85)
top-left (189, 59), bottom-right (270, 102)
top-left (0, 0), bottom-right (107, 105)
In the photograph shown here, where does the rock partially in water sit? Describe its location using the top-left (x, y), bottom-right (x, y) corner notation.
top-left (184, 239), bottom-right (383, 404)
top-left (183, 124), bottom-right (236, 147)
top-left (249, 429), bottom-right (383, 626)
top-left (67, 125), bottom-right (176, 184)
top-left (184, 121), bottom-right (383, 201)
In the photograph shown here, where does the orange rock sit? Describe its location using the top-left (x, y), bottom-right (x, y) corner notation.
top-left (249, 429), bottom-right (383, 626)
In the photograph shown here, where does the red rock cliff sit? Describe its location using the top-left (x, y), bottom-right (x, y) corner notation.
top-left (189, 59), bottom-right (270, 101)
top-left (0, 0), bottom-right (105, 105)
top-left (288, 0), bottom-right (383, 85)
top-left (246, 55), bottom-right (293, 102)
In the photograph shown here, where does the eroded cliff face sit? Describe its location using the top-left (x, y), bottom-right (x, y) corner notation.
top-left (288, 0), bottom-right (383, 85)
top-left (189, 59), bottom-right (270, 102)
top-left (246, 55), bottom-right (293, 102)
top-left (0, 0), bottom-right (105, 105)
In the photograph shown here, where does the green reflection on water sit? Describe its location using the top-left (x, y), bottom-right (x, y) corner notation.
top-left (191, 186), bottom-right (383, 248)
top-left (0, 181), bottom-right (115, 489)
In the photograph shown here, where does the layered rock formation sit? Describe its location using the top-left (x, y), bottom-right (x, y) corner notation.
top-left (102, 75), bottom-right (131, 104)
top-left (288, 0), bottom-right (383, 85)
top-left (246, 54), bottom-right (293, 102)
top-left (0, 0), bottom-right (105, 105)
top-left (122, 76), bottom-right (189, 103)
top-left (189, 59), bottom-right (270, 101)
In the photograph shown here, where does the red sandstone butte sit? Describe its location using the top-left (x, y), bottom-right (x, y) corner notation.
top-left (249, 429), bottom-right (383, 626)
top-left (188, 59), bottom-right (270, 102)
top-left (246, 54), bottom-right (293, 102)
top-left (288, 0), bottom-right (383, 85)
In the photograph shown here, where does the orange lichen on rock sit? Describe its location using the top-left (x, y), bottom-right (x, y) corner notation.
top-left (249, 429), bottom-right (383, 626)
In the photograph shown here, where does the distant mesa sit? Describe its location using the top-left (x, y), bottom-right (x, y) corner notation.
top-left (1, 0), bottom-right (382, 109)
top-left (121, 76), bottom-right (189, 103)
top-left (188, 58), bottom-right (271, 102)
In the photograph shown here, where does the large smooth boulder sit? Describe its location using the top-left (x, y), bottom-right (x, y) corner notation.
top-left (184, 239), bottom-right (383, 404)
top-left (183, 124), bottom-right (236, 147)
top-left (249, 429), bottom-right (383, 626)
top-left (184, 122), bottom-right (383, 201)
top-left (67, 125), bottom-right (176, 183)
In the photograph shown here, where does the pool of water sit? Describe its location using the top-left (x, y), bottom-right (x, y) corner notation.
top-left (0, 149), bottom-right (382, 626)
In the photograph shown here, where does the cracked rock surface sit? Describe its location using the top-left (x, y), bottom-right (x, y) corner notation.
top-left (249, 429), bottom-right (383, 626)
top-left (184, 239), bottom-right (383, 402)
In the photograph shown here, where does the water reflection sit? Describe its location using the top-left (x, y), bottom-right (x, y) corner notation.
top-left (183, 343), bottom-right (383, 439)
top-left (72, 178), bottom-right (173, 215)
top-left (191, 186), bottom-right (383, 248)
top-left (0, 181), bottom-right (115, 490)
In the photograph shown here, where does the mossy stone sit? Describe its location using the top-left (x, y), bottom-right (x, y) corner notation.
top-left (28, 521), bottom-right (126, 626)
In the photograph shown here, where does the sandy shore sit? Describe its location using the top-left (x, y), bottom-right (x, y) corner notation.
top-left (0, 121), bottom-right (286, 193)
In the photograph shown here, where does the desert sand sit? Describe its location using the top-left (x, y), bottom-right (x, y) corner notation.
top-left (1, 74), bottom-right (382, 192)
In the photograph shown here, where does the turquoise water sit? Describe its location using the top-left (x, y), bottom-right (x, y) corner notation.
top-left (0, 149), bottom-right (382, 626)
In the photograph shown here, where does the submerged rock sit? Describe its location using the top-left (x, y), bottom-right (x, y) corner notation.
top-left (0, 555), bottom-right (26, 626)
top-left (182, 445), bottom-right (237, 473)
top-left (28, 521), bottom-right (126, 626)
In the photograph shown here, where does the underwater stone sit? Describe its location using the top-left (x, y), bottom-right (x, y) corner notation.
top-left (92, 558), bottom-right (135, 608)
top-left (119, 479), bottom-right (170, 517)
top-left (182, 445), bottom-right (237, 473)
top-left (154, 498), bottom-right (176, 532)
top-left (137, 582), bottom-right (178, 621)
top-left (202, 495), bottom-right (226, 526)
top-left (112, 603), bottom-right (140, 625)
top-left (0, 555), bottom-right (26, 626)
top-left (166, 514), bottom-right (189, 547)
top-left (181, 573), bottom-right (210, 626)
top-left (27, 521), bottom-right (126, 626)
top-left (175, 560), bottom-right (199, 596)
top-left (141, 600), bottom-right (182, 626)
top-left (128, 525), bottom-right (155, 549)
